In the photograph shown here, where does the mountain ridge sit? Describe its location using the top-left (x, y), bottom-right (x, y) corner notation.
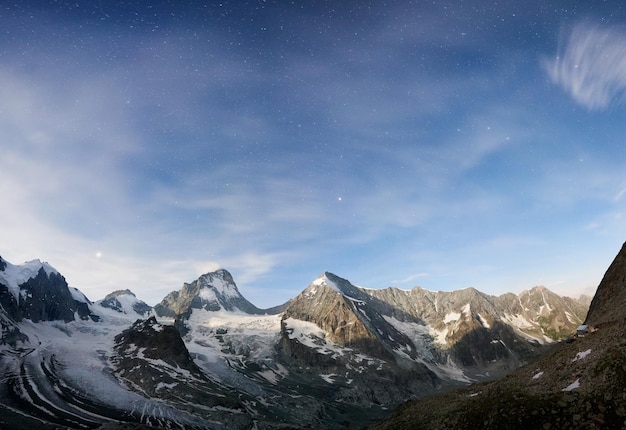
top-left (369, 240), bottom-right (626, 430)
top-left (0, 253), bottom-right (594, 429)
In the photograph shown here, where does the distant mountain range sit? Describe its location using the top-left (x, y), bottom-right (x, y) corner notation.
top-left (371, 241), bottom-right (626, 430)
top-left (0, 253), bottom-right (591, 429)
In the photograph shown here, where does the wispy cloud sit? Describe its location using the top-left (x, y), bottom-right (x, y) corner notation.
top-left (391, 273), bottom-right (429, 285)
top-left (3, 3), bottom-right (625, 310)
top-left (543, 23), bottom-right (626, 110)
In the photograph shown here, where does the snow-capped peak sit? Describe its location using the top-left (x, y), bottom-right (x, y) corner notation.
top-left (197, 269), bottom-right (241, 300)
top-left (311, 272), bottom-right (342, 294)
top-left (98, 289), bottom-right (152, 316)
top-left (0, 257), bottom-right (59, 301)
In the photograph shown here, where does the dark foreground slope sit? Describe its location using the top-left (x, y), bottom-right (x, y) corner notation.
top-left (370, 241), bottom-right (626, 430)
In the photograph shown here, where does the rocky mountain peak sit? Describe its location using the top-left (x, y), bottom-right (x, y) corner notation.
top-left (98, 289), bottom-right (152, 316)
top-left (154, 268), bottom-right (263, 318)
top-left (196, 268), bottom-right (242, 299)
top-left (307, 271), bottom-right (365, 298)
top-left (0, 256), bottom-right (97, 323)
top-left (103, 289), bottom-right (136, 300)
top-left (585, 241), bottom-right (626, 327)
top-left (283, 272), bottom-right (399, 360)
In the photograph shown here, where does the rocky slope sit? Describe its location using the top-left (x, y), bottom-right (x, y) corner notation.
top-left (369, 240), bottom-right (626, 430)
top-left (585, 240), bottom-right (626, 327)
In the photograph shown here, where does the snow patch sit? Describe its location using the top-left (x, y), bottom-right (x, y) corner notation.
top-left (69, 287), bottom-right (90, 304)
top-left (532, 371), bottom-right (544, 380)
top-left (564, 311), bottom-right (578, 325)
top-left (461, 303), bottom-right (471, 315)
top-left (257, 363), bottom-right (289, 385)
top-left (562, 379), bottom-right (580, 391)
top-left (283, 318), bottom-right (328, 350)
top-left (573, 349), bottom-right (591, 362)
top-left (431, 326), bottom-right (448, 345)
top-left (477, 313), bottom-right (490, 329)
top-left (200, 274), bottom-right (241, 299)
top-left (0, 258), bottom-right (59, 301)
top-left (198, 287), bottom-right (218, 303)
top-left (502, 313), bottom-right (536, 329)
top-left (320, 374), bottom-right (337, 384)
top-left (382, 315), bottom-right (436, 361)
top-left (311, 274), bottom-right (365, 304)
top-left (443, 311), bottom-right (461, 324)
top-left (312, 274), bottom-right (341, 294)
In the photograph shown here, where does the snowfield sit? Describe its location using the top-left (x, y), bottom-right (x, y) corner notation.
top-left (0, 259), bottom-right (59, 301)
top-left (2, 306), bottom-right (214, 429)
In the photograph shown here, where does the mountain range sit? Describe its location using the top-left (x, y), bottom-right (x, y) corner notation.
top-left (0, 252), bottom-right (592, 429)
top-left (371, 241), bottom-right (626, 430)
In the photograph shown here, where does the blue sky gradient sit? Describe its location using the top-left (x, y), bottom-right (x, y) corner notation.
top-left (2, 1), bottom-right (626, 307)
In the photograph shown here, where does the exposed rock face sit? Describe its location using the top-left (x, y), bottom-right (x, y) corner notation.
top-left (281, 272), bottom-right (404, 360)
top-left (585, 241), bottom-right (626, 327)
top-left (111, 317), bottom-right (255, 428)
top-left (154, 269), bottom-right (264, 318)
top-left (369, 285), bottom-right (588, 345)
top-left (113, 316), bottom-right (201, 374)
top-left (500, 286), bottom-right (589, 340)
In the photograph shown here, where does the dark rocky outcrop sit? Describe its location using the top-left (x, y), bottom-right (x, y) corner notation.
top-left (0, 266), bottom-right (98, 323)
top-left (114, 316), bottom-right (201, 372)
top-left (585, 241), bottom-right (626, 327)
top-left (0, 313), bottom-right (28, 346)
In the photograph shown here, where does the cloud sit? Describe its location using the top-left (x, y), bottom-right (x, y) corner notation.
top-left (391, 273), bottom-right (429, 285)
top-left (543, 23), bottom-right (626, 110)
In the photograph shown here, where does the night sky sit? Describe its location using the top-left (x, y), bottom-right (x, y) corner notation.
top-left (3, 1), bottom-right (626, 308)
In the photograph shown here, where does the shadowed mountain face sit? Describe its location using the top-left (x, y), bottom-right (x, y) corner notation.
top-left (0, 256), bottom-right (98, 323)
top-left (585, 241), bottom-right (626, 327)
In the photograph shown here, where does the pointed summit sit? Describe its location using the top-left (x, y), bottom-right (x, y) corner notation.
top-left (308, 271), bottom-right (367, 298)
top-left (154, 268), bottom-right (263, 318)
top-left (282, 272), bottom-right (414, 360)
top-left (98, 289), bottom-right (152, 316)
